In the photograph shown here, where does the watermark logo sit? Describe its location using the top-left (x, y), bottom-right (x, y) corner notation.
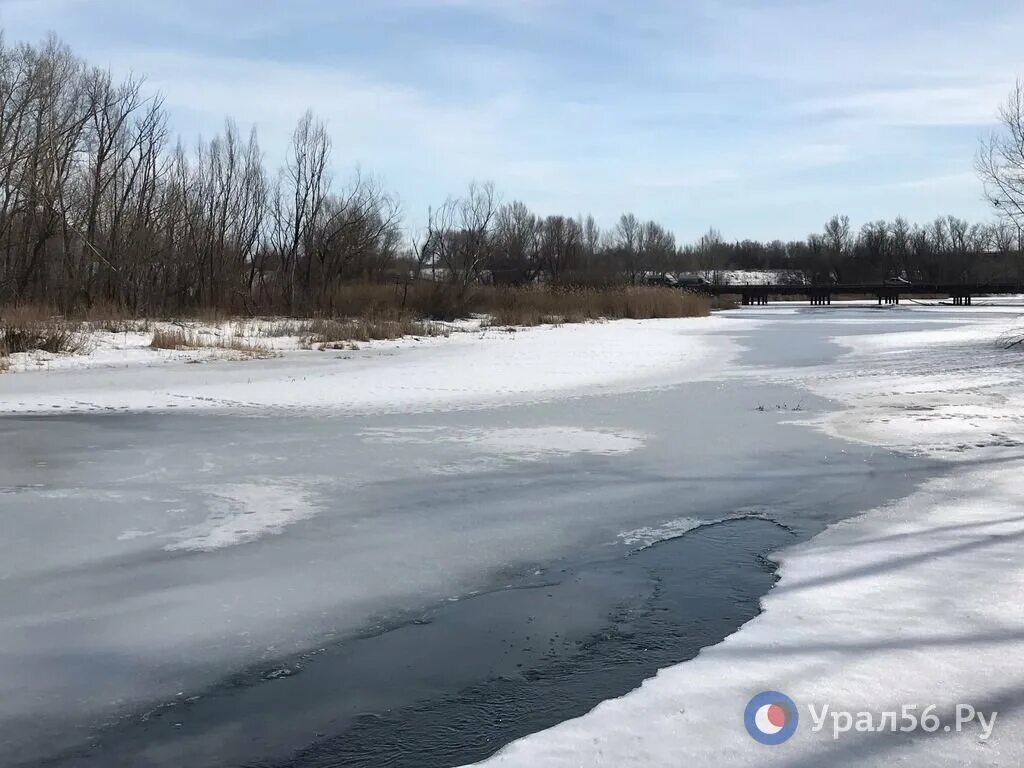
top-left (745, 691), bottom-right (799, 745)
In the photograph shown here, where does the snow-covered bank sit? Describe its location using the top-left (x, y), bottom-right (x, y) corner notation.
top-left (471, 305), bottom-right (1024, 767)
top-left (0, 316), bottom-right (750, 415)
top-left (1, 317), bottom-right (479, 374)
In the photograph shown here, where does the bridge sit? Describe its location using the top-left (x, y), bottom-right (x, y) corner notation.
top-left (700, 283), bottom-right (1022, 307)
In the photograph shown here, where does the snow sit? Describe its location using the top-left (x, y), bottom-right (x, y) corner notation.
top-left (3, 317), bottom-right (481, 373)
top-left (470, 304), bottom-right (1024, 767)
top-left (0, 316), bottom-right (751, 415)
top-left (360, 425), bottom-right (647, 459)
top-left (701, 269), bottom-right (803, 285)
top-left (616, 516), bottom-right (722, 548)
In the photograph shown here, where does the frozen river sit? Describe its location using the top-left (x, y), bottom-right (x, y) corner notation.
top-left (0, 309), bottom-right (949, 766)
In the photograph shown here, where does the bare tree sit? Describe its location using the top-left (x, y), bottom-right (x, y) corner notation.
top-left (889, 216), bottom-right (911, 279)
top-left (610, 213), bottom-right (641, 283)
top-left (491, 200), bottom-right (540, 285)
top-left (821, 215), bottom-right (851, 282)
top-left (420, 181), bottom-right (497, 302)
top-left (638, 220), bottom-right (676, 278)
top-left (698, 227), bottom-right (725, 284)
top-left (538, 215), bottom-right (583, 282)
top-left (281, 110), bottom-right (330, 311)
top-left (978, 80), bottom-right (1024, 229)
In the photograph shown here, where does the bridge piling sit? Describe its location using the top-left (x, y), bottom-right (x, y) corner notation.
top-left (720, 282), bottom-right (1009, 308)
top-left (877, 292), bottom-right (900, 305)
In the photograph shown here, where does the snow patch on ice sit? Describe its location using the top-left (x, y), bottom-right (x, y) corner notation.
top-left (616, 517), bottom-right (716, 548)
top-left (360, 426), bottom-right (647, 460)
top-left (164, 482), bottom-right (318, 552)
top-left (117, 529), bottom-right (156, 542)
top-left (796, 315), bottom-right (1024, 458)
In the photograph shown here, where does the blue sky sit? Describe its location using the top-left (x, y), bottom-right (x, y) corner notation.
top-left (1, 0), bottom-right (1020, 241)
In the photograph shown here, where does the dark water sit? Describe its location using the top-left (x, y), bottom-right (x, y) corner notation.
top-left (278, 519), bottom-right (795, 768)
top-left (41, 518), bottom-right (795, 768)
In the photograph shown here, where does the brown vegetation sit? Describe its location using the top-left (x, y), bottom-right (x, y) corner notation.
top-left (0, 307), bottom-right (87, 359)
top-left (480, 286), bottom-right (710, 326)
top-left (298, 317), bottom-right (449, 348)
top-left (149, 327), bottom-right (270, 357)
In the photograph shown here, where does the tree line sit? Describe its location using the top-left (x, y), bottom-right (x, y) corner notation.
top-left (695, 214), bottom-right (1022, 285)
top-left (1, 34), bottom-right (1021, 316)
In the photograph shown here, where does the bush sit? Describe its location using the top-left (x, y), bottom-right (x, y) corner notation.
top-left (300, 316), bottom-right (449, 348)
top-left (150, 327), bottom-right (270, 356)
top-left (481, 285), bottom-right (710, 326)
top-left (322, 282), bottom-right (711, 325)
top-left (0, 308), bottom-right (87, 355)
top-left (319, 282), bottom-right (715, 324)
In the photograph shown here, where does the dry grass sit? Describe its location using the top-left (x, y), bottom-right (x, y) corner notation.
top-left (319, 282), bottom-right (466, 321)
top-left (322, 282), bottom-right (712, 324)
top-left (150, 327), bottom-right (271, 357)
top-left (0, 306), bottom-right (88, 356)
top-left (711, 294), bottom-right (740, 311)
top-left (479, 285), bottom-right (711, 327)
top-left (299, 316), bottom-right (449, 348)
top-left (91, 317), bottom-right (152, 333)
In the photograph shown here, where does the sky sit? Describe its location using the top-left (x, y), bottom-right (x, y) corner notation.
top-left (0, 0), bottom-right (1020, 242)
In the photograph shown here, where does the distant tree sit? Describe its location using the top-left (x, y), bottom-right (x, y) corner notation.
top-left (889, 217), bottom-right (912, 278)
top-left (612, 213), bottom-right (641, 283)
top-left (698, 227), bottom-right (725, 283)
top-left (420, 181), bottom-right (497, 301)
top-left (539, 215), bottom-right (582, 282)
top-left (821, 215), bottom-right (851, 281)
top-left (491, 200), bottom-right (540, 285)
top-left (857, 220), bottom-right (891, 281)
top-left (638, 220), bottom-right (676, 277)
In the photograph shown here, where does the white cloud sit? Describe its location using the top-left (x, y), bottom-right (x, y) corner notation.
top-left (796, 85), bottom-right (1010, 128)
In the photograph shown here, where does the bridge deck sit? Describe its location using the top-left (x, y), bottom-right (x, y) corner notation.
top-left (698, 283), bottom-right (1020, 306)
top-left (704, 283), bottom-right (1020, 296)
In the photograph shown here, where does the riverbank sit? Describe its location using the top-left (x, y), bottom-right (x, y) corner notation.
top-left (0, 314), bottom-right (741, 414)
top-left (0, 286), bottom-right (710, 375)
